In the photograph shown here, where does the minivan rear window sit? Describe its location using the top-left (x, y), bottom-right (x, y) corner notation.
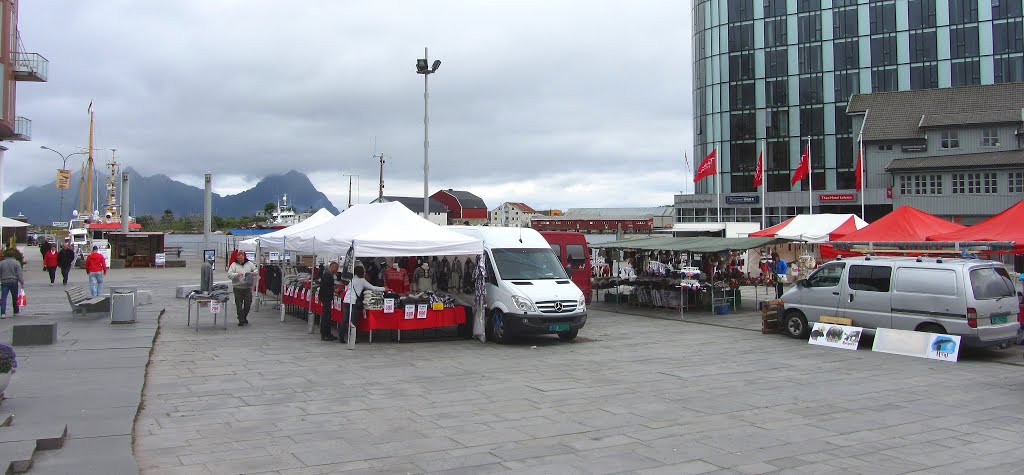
top-left (969, 267), bottom-right (1015, 299)
top-left (848, 265), bottom-right (892, 292)
top-left (893, 268), bottom-right (957, 295)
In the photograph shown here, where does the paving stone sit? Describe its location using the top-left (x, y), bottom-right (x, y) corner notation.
top-left (635, 459), bottom-right (723, 475)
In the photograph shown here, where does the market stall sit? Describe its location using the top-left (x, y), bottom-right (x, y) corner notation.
top-left (927, 199), bottom-right (1024, 254)
top-left (830, 206), bottom-right (966, 256)
top-left (749, 213), bottom-right (868, 271)
top-left (283, 202), bottom-right (486, 342)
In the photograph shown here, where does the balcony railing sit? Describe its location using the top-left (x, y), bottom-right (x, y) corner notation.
top-left (11, 116), bottom-right (31, 141)
top-left (13, 52), bottom-right (48, 82)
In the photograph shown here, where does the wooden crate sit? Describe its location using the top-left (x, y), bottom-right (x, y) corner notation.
top-left (760, 300), bottom-right (783, 334)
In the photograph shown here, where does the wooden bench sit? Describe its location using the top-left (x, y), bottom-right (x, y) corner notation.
top-left (65, 286), bottom-right (109, 316)
top-left (163, 246), bottom-right (183, 258)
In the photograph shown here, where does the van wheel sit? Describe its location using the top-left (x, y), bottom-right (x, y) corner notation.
top-left (917, 323), bottom-right (947, 334)
top-left (491, 309), bottom-right (509, 344)
top-left (784, 310), bottom-right (810, 339)
top-left (557, 329), bottom-right (578, 341)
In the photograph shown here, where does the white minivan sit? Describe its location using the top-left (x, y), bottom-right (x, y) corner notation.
top-left (781, 256), bottom-right (1019, 348)
top-left (447, 226), bottom-right (588, 343)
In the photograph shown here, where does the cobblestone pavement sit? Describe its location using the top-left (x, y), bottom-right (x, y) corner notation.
top-left (136, 286), bottom-right (1024, 474)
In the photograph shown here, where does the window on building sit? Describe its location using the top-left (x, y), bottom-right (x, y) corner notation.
top-left (949, 0), bottom-right (979, 24)
top-left (953, 172), bottom-right (998, 194)
top-left (800, 106), bottom-right (825, 136)
top-left (952, 59), bottom-right (982, 86)
top-left (871, 67), bottom-right (898, 92)
top-left (729, 53), bottom-right (755, 81)
top-left (940, 130), bottom-right (960, 149)
top-left (798, 13), bottom-right (822, 43)
top-left (834, 71), bottom-right (860, 102)
top-left (1010, 172), bottom-right (1024, 193)
top-left (765, 18), bottom-right (788, 47)
top-left (994, 55), bottom-right (1024, 83)
top-left (949, 25), bottom-right (980, 58)
top-left (871, 35), bottom-right (898, 66)
top-left (728, 23), bottom-right (754, 52)
top-left (730, 112), bottom-right (756, 139)
top-left (765, 48), bottom-right (789, 77)
top-left (910, 31), bottom-right (938, 62)
top-left (909, 0), bottom-right (937, 28)
top-left (993, 20), bottom-right (1024, 54)
top-left (799, 45), bottom-right (822, 73)
top-left (981, 129), bottom-right (1000, 147)
top-left (870, 2), bottom-right (897, 34)
top-left (878, 144), bottom-right (893, 151)
top-left (911, 63), bottom-right (939, 90)
top-left (766, 80), bottom-right (789, 108)
top-left (834, 39), bottom-right (860, 70)
top-left (798, 0), bottom-right (821, 13)
top-left (993, 0), bottom-right (1024, 19)
top-left (764, 0), bottom-right (787, 17)
top-left (833, 8), bottom-right (859, 39)
top-left (730, 82), bottom-right (756, 109)
top-left (836, 135), bottom-right (855, 168)
top-left (728, 0), bottom-right (754, 21)
top-left (902, 174), bottom-right (944, 194)
top-left (766, 108), bottom-right (789, 136)
top-left (800, 75), bottom-right (824, 104)
top-left (835, 107), bottom-right (853, 136)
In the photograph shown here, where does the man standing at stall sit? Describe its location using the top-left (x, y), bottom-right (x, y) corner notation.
top-left (772, 252), bottom-right (788, 299)
top-left (227, 252), bottom-right (257, 326)
top-left (319, 261), bottom-right (339, 341)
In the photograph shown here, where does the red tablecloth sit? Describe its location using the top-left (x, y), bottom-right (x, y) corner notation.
top-left (344, 306), bottom-right (466, 331)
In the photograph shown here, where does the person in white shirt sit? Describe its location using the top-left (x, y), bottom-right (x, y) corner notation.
top-left (341, 266), bottom-right (386, 343)
top-left (227, 252), bottom-right (258, 326)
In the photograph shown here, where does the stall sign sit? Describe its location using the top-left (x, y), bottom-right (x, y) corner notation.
top-left (154, 253), bottom-right (166, 267)
top-left (404, 305), bottom-right (415, 319)
top-left (245, 251), bottom-right (256, 260)
top-left (725, 195), bottom-right (759, 205)
top-left (269, 251), bottom-right (280, 262)
top-left (210, 301), bottom-right (221, 314)
top-left (416, 304), bottom-right (428, 319)
top-left (819, 193), bottom-right (856, 202)
top-left (383, 298), bottom-right (395, 313)
top-left (56, 169), bottom-right (72, 189)
top-left (807, 323), bottom-right (862, 350)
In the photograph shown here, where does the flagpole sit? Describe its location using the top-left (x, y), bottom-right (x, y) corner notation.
top-left (761, 138), bottom-right (766, 228)
top-left (716, 143), bottom-right (721, 222)
top-left (859, 133), bottom-right (865, 219)
top-left (807, 136), bottom-right (813, 215)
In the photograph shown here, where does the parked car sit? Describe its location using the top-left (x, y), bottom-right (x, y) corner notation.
top-left (448, 226), bottom-right (587, 343)
top-left (780, 256), bottom-right (1018, 349)
top-left (540, 231), bottom-right (592, 303)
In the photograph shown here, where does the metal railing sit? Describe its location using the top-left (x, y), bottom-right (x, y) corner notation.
top-left (13, 52), bottom-right (48, 82)
top-left (13, 116), bottom-right (31, 140)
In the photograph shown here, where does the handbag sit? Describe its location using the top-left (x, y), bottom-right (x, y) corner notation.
top-left (16, 289), bottom-right (26, 307)
top-left (778, 274), bottom-right (789, 284)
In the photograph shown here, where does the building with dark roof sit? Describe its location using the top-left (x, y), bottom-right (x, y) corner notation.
top-left (430, 189), bottom-right (488, 225)
top-left (370, 196), bottom-right (448, 225)
top-left (677, 0), bottom-right (1024, 226)
top-left (847, 82), bottom-right (1024, 224)
top-left (489, 202), bottom-right (538, 227)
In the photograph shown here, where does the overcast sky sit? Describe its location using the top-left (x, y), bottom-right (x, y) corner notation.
top-left (9, 1), bottom-right (693, 213)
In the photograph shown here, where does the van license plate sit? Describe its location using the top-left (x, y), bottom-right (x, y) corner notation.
top-left (990, 314), bottom-right (1009, 325)
top-left (549, 324), bottom-right (570, 332)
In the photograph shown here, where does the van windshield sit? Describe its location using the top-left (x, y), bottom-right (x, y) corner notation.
top-left (492, 248), bottom-right (569, 280)
top-left (969, 267), bottom-right (1015, 299)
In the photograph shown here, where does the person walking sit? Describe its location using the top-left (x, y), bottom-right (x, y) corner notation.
top-left (38, 240), bottom-right (50, 270)
top-left (43, 244), bottom-right (58, 286)
top-left (57, 242), bottom-right (76, 286)
top-left (318, 261), bottom-right (339, 341)
top-left (227, 251), bottom-right (257, 326)
top-left (772, 252), bottom-right (789, 299)
top-left (84, 245), bottom-right (108, 297)
top-left (0, 249), bottom-right (24, 319)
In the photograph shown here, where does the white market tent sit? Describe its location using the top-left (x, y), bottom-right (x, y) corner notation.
top-left (0, 217), bottom-right (29, 228)
top-left (286, 202), bottom-right (483, 257)
top-left (237, 208), bottom-right (335, 252)
top-left (750, 213), bottom-right (868, 243)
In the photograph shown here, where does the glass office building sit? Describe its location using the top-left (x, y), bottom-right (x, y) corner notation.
top-left (684, 0), bottom-right (1024, 224)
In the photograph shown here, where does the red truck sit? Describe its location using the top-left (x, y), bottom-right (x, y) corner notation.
top-left (540, 231), bottom-right (592, 303)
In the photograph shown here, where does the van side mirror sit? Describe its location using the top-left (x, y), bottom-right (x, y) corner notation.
top-left (796, 279), bottom-right (808, 288)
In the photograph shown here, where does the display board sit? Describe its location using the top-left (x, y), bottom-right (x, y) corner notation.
top-left (872, 328), bottom-right (961, 362)
top-left (807, 322), bottom-right (862, 350)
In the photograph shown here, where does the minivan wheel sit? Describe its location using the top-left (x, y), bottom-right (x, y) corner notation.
top-left (917, 323), bottom-right (947, 335)
top-left (784, 310), bottom-right (810, 339)
top-left (491, 309), bottom-right (509, 344)
top-left (557, 329), bottom-right (579, 341)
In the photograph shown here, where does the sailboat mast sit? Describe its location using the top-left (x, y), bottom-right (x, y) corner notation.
top-left (85, 108), bottom-right (95, 215)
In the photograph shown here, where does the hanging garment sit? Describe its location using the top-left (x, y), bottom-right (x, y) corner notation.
top-left (449, 257), bottom-right (464, 290)
top-left (383, 267), bottom-right (410, 293)
top-left (414, 266), bottom-right (434, 292)
top-left (462, 257), bottom-right (475, 292)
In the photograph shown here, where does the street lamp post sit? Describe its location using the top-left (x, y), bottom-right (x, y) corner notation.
top-left (416, 47), bottom-right (441, 220)
top-left (41, 146), bottom-right (87, 223)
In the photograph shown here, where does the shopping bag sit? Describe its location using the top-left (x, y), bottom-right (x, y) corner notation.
top-left (16, 289), bottom-right (26, 307)
top-left (778, 274), bottom-right (789, 284)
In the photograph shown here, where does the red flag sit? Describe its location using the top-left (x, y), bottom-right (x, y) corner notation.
top-left (791, 145), bottom-right (809, 186)
top-left (753, 150), bottom-right (763, 187)
top-left (693, 149), bottom-right (717, 183)
top-left (854, 148), bottom-right (863, 191)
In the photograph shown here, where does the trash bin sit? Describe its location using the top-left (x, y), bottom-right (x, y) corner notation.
top-left (110, 285), bottom-right (138, 323)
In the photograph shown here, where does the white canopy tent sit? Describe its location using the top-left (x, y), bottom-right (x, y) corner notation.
top-left (286, 202), bottom-right (482, 257)
top-left (752, 213), bottom-right (867, 243)
top-left (237, 208), bottom-right (335, 252)
top-left (0, 217), bottom-right (29, 228)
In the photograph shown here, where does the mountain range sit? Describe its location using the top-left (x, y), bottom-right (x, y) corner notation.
top-left (4, 169), bottom-right (340, 225)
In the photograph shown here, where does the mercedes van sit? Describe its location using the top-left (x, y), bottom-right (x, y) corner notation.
top-left (448, 226), bottom-right (587, 343)
top-left (780, 256), bottom-right (1019, 348)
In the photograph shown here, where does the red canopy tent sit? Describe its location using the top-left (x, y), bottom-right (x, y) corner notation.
top-left (750, 217), bottom-right (794, 238)
top-left (836, 206), bottom-right (965, 243)
top-left (927, 199), bottom-right (1024, 253)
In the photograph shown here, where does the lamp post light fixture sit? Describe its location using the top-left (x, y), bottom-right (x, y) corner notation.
top-left (41, 145), bottom-right (87, 223)
top-left (416, 47), bottom-right (441, 219)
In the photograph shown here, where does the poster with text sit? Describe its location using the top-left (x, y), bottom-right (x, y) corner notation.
top-left (807, 322), bottom-right (863, 350)
top-left (269, 251), bottom-right (280, 262)
top-left (154, 253), bottom-right (166, 267)
top-left (416, 304), bottom-right (428, 319)
top-left (210, 301), bottom-right (221, 314)
top-left (404, 305), bottom-right (415, 319)
top-left (383, 298), bottom-right (395, 313)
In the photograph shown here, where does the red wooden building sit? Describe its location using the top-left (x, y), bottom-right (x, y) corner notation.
top-left (431, 189), bottom-right (488, 225)
top-left (530, 216), bottom-right (654, 234)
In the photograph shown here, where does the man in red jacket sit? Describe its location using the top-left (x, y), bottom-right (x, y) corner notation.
top-left (84, 246), bottom-right (107, 297)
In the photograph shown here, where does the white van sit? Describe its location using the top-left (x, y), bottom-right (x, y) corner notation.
top-left (447, 226), bottom-right (587, 343)
top-left (780, 256), bottom-right (1019, 349)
